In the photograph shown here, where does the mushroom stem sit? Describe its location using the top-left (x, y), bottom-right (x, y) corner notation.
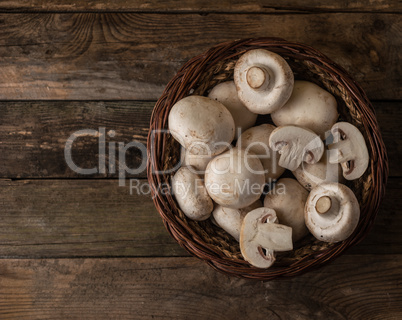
top-left (328, 139), bottom-right (354, 164)
top-left (246, 66), bottom-right (268, 89)
top-left (256, 223), bottom-right (293, 251)
top-left (315, 196), bottom-right (332, 214)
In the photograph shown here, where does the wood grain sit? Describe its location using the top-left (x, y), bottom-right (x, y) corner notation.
top-left (0, 255), bottom-right (401, 319)
top-left (0, 101), bottom-right (399, 179)
top-left (0, 13), bottom-right (400, 100)
top-left (0, 101), bottom-right (151, 179)
top-left (0, 0), bottom-right (400, 13)
top-left (0, 179), bottom-right (187, 258)
top-left (0, 178), bottom-right (399, 258)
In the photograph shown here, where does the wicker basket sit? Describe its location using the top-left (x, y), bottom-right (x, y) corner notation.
top-left (147, 37), bottom-right (388, 280)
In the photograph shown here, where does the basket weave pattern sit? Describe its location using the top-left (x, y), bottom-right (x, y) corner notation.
top-left (147, 38), bottom-right (388, 280)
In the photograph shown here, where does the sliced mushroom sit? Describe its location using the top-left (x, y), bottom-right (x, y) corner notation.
top-left (212, 200), bottom-right (262, 241)
top-left (236, 124), bottom-right (285, 182)
top-left (168, 95), bottom-right (235, 156)
top-left (171, 166), bottom-right (213, 221)
top-left (305, 182), bottom-right (360, 242)
top-left (271, 80), bottom-right (339, 139)
top-left (263, 178), bottom-right (309, 242)
top-left (327, 122), bottom-right (369, 180)
top-left (208, 81), bottom-right (258, 139)
top-left (240, 207), bottom-right (293, 268)
top-left (293, 150), bottom-right (345, 191)
top-left (205, 148), bottom-right (265, 209)
top-left (269, 125), bottom-right (324, 171)
top-left (234, 49), bottom-right (294, 114)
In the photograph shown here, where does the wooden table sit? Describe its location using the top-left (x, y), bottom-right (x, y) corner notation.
top-left (0, 1), bottom-right (401, 319)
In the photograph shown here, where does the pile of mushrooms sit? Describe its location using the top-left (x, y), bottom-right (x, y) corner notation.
top-left (168, 49), bottom-right (369, 269)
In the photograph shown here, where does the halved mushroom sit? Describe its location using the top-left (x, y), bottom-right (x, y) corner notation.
top-left (234, 49), bottom-right (294, 114)
top-left (171, 166), bottom-right (213, 221)
top-left (168, 95), bottom-right (235, 156)
top-left (327, 122), bottom-right (369, 180)
top-left (271, 80), bottom-right (339, 139)
top-left (212, 200), bottom-right (262, 241)
top-left (240, 207), bottom-right (293, 268)
top-left (269, 125), bottom-right (324, 171)
top-left (237, 124), bottom-right (285, 182)
top-left (264, 178), bottom-right (309, 242)
top-left (205, 148), bottom-right (265, 209)
top-left (293, 150), bottom-right (345, 191)
top-left (305, 182), bottom-right (360, 242)
top-left (208, 81), bottom-right (258, 139)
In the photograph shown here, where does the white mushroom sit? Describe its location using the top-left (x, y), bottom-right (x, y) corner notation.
top-left (168, 95), bottom-right (235, 156)
top-left (305, 182), bottom-right (360, 242)
top-left (327, 122), bottom-right (369, 180)
top-left (240, 207), bottom-right (293, 268)
top-left (212, 200), bottom-right (262, 241)
top-left (208, 81), bottom-right (258, 139)
top-left (204, 148), bottom-right (265, 209)
top-left (293, 150), bottom-right (345, 191)
top-left (269, 125), bottom-right (324, 171)
top-left (182, 148), bottom-right (215, 175)
top-left (171, 166), bottom-right (213, 221)
top-left (263, 178), bottom-right (309, 242)
top-left (271, 80), bottom-right (339, 139)
top-left (237, 124), bottom-right (285, 182)
top-left (234, 49), bottom-right (294, 114)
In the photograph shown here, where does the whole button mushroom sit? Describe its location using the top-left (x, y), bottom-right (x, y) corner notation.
top-left (212, 200), bottom-right (262, 241)
top-left (168, 95), bottom-right (235, 156)
top-left (240, 207), bottom-right (293, 268)
top-left (237, 124), bottom-right (285, 182)
top-left (234, 49), bottom-right (294, 114)
top-left (305, 182), bottom-right (360, 242)
top-left (208, 81), bottom-right (258, 139)
top-left (327, 122), bottom-right (369, 180)
top-left (264, 178), bottom-right (309, 242)
top-left (271, 80), bottom-right (339, 139)
top-left (171, 166), bottom-right (213, 221)
top-left (293, 151), bottom-right (345, 191)
top-left (269, 125), bottom-right (324, 171)
top-left (204, 148), bottom-right (265, 209)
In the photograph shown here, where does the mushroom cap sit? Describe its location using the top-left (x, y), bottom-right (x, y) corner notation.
top-left (328, 122), bottom-right (369, 180)
top-left (168, 95), bottom-right (235, 156)
top-left (240, 207), bottom-right (293, 268)
top-left (234, 49), bottom-right (294, 114)
top-left (293, 150), bottom-right (345, 191)
top-left (236, 124), bottom-right (285, 182)
top-left (263, 178), bottom-right (309, 242)
top-left (182, 148), bottom-right (216, 175)
top-left (269, 125), bottom-right (324, 171)
top-left (212, 200), bottom-right (262, 241)
top-left (204, 148), bottom-right (265, 209)
top-left (305, 182), bottom-right (360, 242)
top-left (171, 166), bottom-right (213, 221)
top-left (208, 81), bottom-right (258, 139)
top-left (271, 80), bottom-right (339, 139)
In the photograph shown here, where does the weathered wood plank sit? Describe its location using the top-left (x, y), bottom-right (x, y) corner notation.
top-left (0, 179), bottom-right (188, 257)
top-left (0, 0), bottom-right (400, 13)
top-left (0, 101), bottom-right (399, 179)
top-left (0, 178), bottom-right (399, 257)
top-left (0, 101), bottom-right (151, 179)
top-left (0, 255), bottom-right (401, 319)
top-left (0, 13), bottom-right (400, 100)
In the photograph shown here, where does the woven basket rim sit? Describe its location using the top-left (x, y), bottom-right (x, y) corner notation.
top-left (146, 37), bottom-right (389, 280)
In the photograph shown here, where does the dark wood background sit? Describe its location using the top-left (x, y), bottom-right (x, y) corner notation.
top-left (0, 1), bottom-right (401, 319)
